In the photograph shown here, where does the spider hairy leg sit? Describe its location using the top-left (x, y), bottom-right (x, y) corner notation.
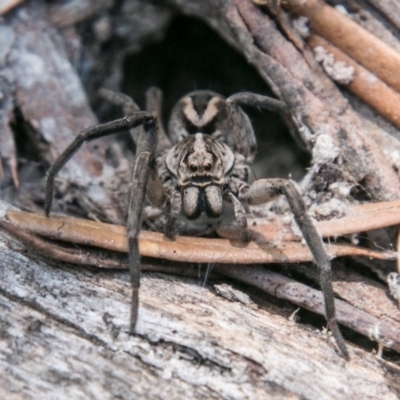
top-left (43, 98), bottom-right (157, 334)
top-left (99, 88), bottom-right (140, 113)
top-left (164, 189), bottom-right (182, 240)
top-left (225, 92), bottom-right (348, 359)
top-left (281, 181), bottom-right (349, 359)
top-left (240, 178), bottom-right (349, 359)
top-left (227, 192), bottom-right (250, 241)
top-left (226, 92), bottom-right (287, 159)
top-left (227, 92), bottom-right (287, 113)
top-left (97, 89), bottom-right (161, 332)
top-left (145, 87), bottom-right (171, 152)
top-left (126, 119), bottom-right (158, 332)
top-left (44, 112), bottom-right (153, 216)
top-left (128, 150), bottom-right (152, 332)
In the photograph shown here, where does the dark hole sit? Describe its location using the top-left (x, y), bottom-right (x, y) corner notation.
top-left (123, 15), bottom-right (310, 181)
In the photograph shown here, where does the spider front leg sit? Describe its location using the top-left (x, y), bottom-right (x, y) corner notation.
top-left (164, 189), bottom-right (182, 240)
top-left (44, 112), bottom-right (154, 216)
top-left (240, 178), bottom-right (349, 359)
top-left (128, 119), bottom-right (158, 331)
top-left (226, 192), bottom-right (250, 242)
top-left (99, 88), bottom-right (164, 331)
top-left (44, 108), bottom-right (157, 334)
top-left (226, 92), bottom-right (287, 159)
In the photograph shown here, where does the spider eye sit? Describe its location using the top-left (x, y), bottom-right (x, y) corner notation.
top-left (204, 163), bottom-right (212, 172)
top-left (190, 164), bottom-right (198, 172)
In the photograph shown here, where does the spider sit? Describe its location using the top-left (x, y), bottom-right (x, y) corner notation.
top-left (44, 87), bottom-right (349, 359)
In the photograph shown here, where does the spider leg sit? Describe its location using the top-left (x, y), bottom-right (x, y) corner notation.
top-left (44, 88), bottom-right (159, 333)
top-left (100, 87), bottom-right (172, 154)
top-left (227, 92), bottom-right (287, 113)
top-left (98, 90), bottom-right (170, 330)
top-left (99, 88), bottom-right (140, 113)
top-left (226, 192), bottom-right (250, 241)
top-left (145, 87), bottom-right (171, 153)
top-left (240, 178), bottom-right (349, 360)
top-left (164, 189), bottom-right (182, 240)
top-left (128, 120), bottom-right (158, 331)
top-left (99, 88), bottom-right (143, 144)
top-left (44, 112), bottom-right (153, 216)
top-left (226, 92), bottom-right (287, 159)
top-left (100, 87), bottom-right (169, 208)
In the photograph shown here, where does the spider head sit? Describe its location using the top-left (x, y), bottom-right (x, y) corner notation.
top-left (166, 133), bottom-right (234, 219)
top-left (180, 91), bottom-right (226, 134)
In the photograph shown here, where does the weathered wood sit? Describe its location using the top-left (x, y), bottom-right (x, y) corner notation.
top-left (1, 227), bottom-right (400, 399)
top-left (3, 201), bottom-right (400, 357)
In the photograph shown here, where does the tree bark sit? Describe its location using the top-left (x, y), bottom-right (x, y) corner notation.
top-left (1, 225), bottom-right (400, 399)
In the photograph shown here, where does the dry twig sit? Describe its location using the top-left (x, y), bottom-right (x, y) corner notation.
top-left (289, 0), bottom-right (400, 92)
top-left (218, 265), bottom-right (400, 354)
top-left (4, 207), bottom-right (398, 265)
top-left (0, 0), bottom-right (23, 16)
top-left (307, 35), bottom-right (400, 128)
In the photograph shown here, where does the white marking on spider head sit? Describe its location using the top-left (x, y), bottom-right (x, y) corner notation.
top-left (182, 96), bottom-right (220, 127)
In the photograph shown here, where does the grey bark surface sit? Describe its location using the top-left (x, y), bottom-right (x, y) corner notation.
top-left (1, 226), bottom-right (400, 400)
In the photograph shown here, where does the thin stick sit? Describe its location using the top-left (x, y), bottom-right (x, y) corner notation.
top-left (307, 35), bottom-right (400, 129)
top-left (0, 0), bottom-right (24, 16)
top-left (364, 0), bottom-right (400, 31)
top-left (0, 220), bottom-right (127, 269)
top-left (289, 0), bottom-right (400, 92)
top-left (5, 209), bottom-right (398, 264)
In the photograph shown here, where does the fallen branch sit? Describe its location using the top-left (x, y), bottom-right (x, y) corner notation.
top-left (2, 224), bottom-right (400, 398)
top-left (4, 206), bottom-right (398, 265)
top-left (289, 0), bottom-right (400, 92)
top-left (0, 0), bottom-right (24, 16)
top-left (307, 34), bottom-right (400, 129)
top-left (244, 199), bottom-right (400, 240)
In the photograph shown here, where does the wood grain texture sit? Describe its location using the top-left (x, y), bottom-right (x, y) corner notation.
top-left (1, 200), bottom-right (400, 355)
top-left (1, 227), bottom-right (400, 399)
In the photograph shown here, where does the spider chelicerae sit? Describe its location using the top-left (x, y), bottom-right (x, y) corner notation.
top-left (44, 87), bottom-right (349, 359)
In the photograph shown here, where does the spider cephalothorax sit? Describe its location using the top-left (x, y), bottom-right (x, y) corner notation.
top-left (165, 133), bottom-right (234, 219)
top-left (45, 88), bottom-right (350, 359)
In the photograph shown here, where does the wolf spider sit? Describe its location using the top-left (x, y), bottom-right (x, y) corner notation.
top-left (44, 88), bottom-right (349, 359)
